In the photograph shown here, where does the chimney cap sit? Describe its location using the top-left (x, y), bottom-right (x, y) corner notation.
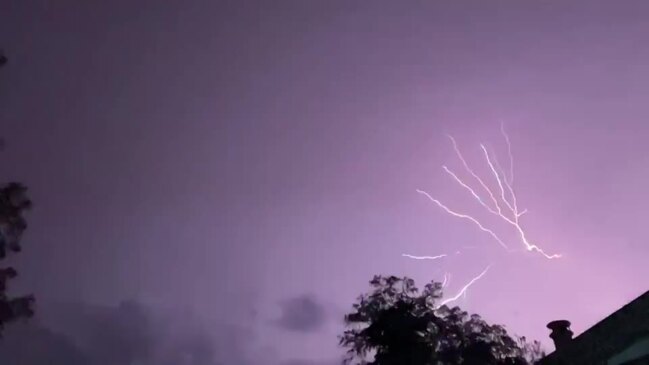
top-left (547, 320), bottom-right (571, 331)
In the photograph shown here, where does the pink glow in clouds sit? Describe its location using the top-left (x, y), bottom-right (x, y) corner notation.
top-left (408, 124), bottom-right (562, 310)
top-left (3, 1), bottom-right (649, 363)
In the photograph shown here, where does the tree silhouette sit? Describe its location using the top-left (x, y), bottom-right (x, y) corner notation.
top-left (340, 275), bottom-right (543, 365)
top-left (0, 54), bottom-right (35, 335)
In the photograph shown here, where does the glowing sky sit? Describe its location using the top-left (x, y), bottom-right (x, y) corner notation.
top-left (3, 1), bottom-right (649, 363)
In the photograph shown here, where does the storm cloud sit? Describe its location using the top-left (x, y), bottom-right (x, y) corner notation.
top-left (275, 294), bottom-right (327, 333)
top-left (0, 300), bottom-right (263, 365)
top-left (281, 360), bottom-right (342, 365)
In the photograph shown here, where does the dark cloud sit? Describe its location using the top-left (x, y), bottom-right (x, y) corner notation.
top-left (281, 359), bottom-right (341, 365)
top-left (275, 294), bottom-right (327, 333)
top-left (0, 324), bottom-right (87, 365)
top-left (0, 300), bottom-right (263, 365)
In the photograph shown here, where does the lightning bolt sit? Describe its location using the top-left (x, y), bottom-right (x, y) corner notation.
top-left (441, 272), bottom-right (450, 288)
top-left (437, 265), bottom-right (491, 308)
top-left (418, 125), bottom-right (561, 259)
top-left (409, 124), bottom-right (560, 309)
top-left (415, 189), bottom-right (510, 250)
top-left (402, 253), bottom-right (448, 260)
top-left (500, 121), bottom-right (515, 186)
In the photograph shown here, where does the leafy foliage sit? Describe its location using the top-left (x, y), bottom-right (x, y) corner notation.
top-left (0, 182), bottom-right (35, 334)
top-left (340, 275), bottom-right (543, 365)
top-left (0, 56), bottom-right (35, 335)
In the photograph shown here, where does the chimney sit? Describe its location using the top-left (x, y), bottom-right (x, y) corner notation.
top-left (547, 320), bottom-right (573, 351)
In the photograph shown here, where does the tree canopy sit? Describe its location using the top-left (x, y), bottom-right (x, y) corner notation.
top-left (0, 54), bottom-right (35, 335)
top-left (340, 275), bottom-right (543, 365)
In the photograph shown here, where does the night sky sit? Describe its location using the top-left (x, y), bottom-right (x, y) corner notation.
top-left (2, 1), bottom-right (649, 364)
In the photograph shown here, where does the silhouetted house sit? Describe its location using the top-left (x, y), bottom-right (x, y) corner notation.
top-left (538, 290), bottom-right (649, 365)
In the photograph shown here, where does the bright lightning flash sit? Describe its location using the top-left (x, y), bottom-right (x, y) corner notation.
top-left (402, 253), bottom-right (447, 260)
top-left (437, 265), bottom-right (491, 309)
top-left (417, 125), bottom-right (561, 259)
top-left (441, 272), bottom-right (450, 288)
top-left (405, 124), bottom-right (560, 309)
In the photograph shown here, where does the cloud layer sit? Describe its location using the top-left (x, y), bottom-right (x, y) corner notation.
top-left (275, 294), bottom-right (328, 333)
top-left (0, 300), bottom-right (262, 365)
top-left (0, 295), bottom-right (340, 364)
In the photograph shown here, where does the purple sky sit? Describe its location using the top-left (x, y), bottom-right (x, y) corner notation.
top-left (3, 1), bottom-right (649, 363)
